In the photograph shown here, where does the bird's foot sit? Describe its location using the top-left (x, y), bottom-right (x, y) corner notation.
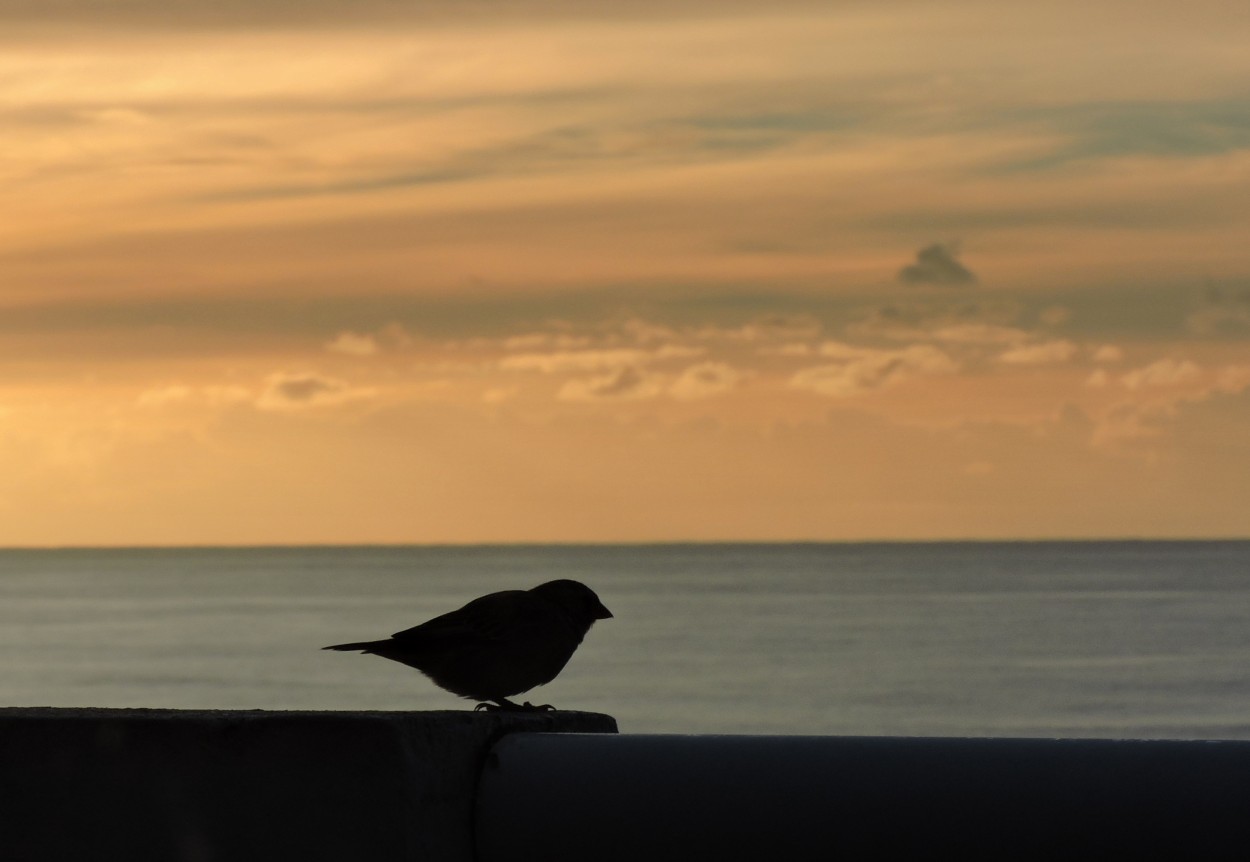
top-left (474, 699), bottom-right (556, 712)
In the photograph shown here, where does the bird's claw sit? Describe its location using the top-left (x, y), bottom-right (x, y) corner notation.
top-left (474, 699), bottom-right (557, 712)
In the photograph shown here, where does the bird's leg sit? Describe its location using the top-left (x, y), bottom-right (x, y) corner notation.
top-left (473, 698), bottom-right (556, 712)
top-left (474, 698), bottom-right (519, 712)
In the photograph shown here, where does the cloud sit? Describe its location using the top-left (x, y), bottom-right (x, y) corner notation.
top-left (1121, 358), bottom-right (1201, 390)
top-left (257, 372), bottom-right (374, 410)
top-left (760, 343), bottom-right (815, 357)
top-left (501, 345), bottom-right (702, 373)
top-left (1086, 369), bottom-right (1111, 388)
top-left (1091, 360), bottom-right (1250, 449)
top-left (503, 332), bottom-right (592, 350)
top-left (205, 385), bottom-right (254, 405)
top-left (136, 384), bottom-right (252, 408)
top-left (502, 348), bottom-right (653, 373)
top-left (789, 342), bottom-right (957, 397)
top-left (998, 339), bottom-right (1078, 365)
top-left (482, 386), bottom-right (520, 404)
top-left (1187, 287), bottom-right (1250, 336)
top-left (558, 365), bottom-right (662, 402)
top-left (325, 324), bottom-right (414, 355)
top-left (847, 303), bottom-right (1026, 344)
top-left (930, 323), bottom-right (1029, 345)
top-left (669, 362), bottom-right (741, 400)
top-left (376, 323), bottom-right (414, 350)
top-left (691, 314), bottom-right (822, 344)
top-left (270, 375), bottom-right (339, 402)
top-left (136, 385), bottom-right (193, 407)
top-left (898, 243), bottom-right (977, 286)
top-left (1090, 401), bottom-right (1165, 447)
top-left (1092, 345), bottom-right (1124, 363)
top-left (326, 331), bottom-right (380, 356)
top-left (1215, 365), bottom-right (1250, 394)
top-left (620, 318), bottom-right (680, 344)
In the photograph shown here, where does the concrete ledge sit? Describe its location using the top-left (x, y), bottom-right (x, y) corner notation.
top-left (0, 707), bottom-right (616, 862)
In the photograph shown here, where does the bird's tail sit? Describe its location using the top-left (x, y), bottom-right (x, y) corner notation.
top-left (322, 641), bottom-right (385, 652)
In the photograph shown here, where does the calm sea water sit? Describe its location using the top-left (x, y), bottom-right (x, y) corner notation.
top-left (1, 542), bottom-right (1248, 738)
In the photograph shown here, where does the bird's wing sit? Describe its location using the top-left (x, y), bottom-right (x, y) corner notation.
top-left (390, 589), bottom-right (546, 643)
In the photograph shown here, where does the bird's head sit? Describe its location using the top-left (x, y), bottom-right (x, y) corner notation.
top-left (530, 579), bottom-right (613, 626)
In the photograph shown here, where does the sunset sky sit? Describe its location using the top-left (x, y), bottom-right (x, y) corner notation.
top-left (3, 0), bottom-right (1249, 545)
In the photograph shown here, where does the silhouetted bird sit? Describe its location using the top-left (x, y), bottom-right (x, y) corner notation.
top-left (323, 579), bottom-right (612, 710)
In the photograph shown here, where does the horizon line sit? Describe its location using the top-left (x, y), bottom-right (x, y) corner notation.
top-left (2, 536), bottom-right (1248, 552)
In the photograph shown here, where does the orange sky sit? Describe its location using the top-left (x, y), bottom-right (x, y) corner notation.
top-left (3, 0), bottom-right (1250, 544)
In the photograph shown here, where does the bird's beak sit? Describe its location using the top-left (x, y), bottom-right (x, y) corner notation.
top-left (595, 602), bottom-right (613, 620)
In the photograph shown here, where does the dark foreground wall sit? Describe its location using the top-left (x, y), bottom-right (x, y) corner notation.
top-left (11, 711), bottom-right (1250, 862)
top-left (0, 707), bottom-right (615, 862)
top-left (478, 734), bottom-right (1250, 860)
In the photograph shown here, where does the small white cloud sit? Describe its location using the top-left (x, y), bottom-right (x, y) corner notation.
top-left (817, 341), bottom-right (875, 360)
top-left (326, 331), bottom-right (380, 356)
top-left (1215, 365), bottom-right (1250, 394)
top-left (790, 366), bottom-right (866, 398)
top-left (930, 323), bottom-right (1029, 345)
top-left (558, 366), bottom-right (663, 402)
top-left (377, 323), bottom-right (414, 350)
top-left (502, 349), bottom-right (651, 373)
top-left (502, 334), bottom-right (548, 350)
top-left (1090, 402), bottom-right (1164, 447)
top-left (669, 362), bottom-right (741, 400)
top-left (655, 344), bottom-right (706, 360)
top-left (1085, 369), bottom-right (1111, 388)
top-left (759, 343), bottom-right (814, 357)
top-left (693, 314), bottom-right (823, 344)
top-left (790, 343), bottom-right (956, 397)
top-left (849, 304), bottom-right (1029, 346)
top-left (503, 332), bottom-right (592, 350)
top-left (501, 345), bottom-right (701, 374)
top-left (998, 340), bottom-right (1078, 365)
top-left (1092, 345), bottom-right (1124, 363)
top-left (1121, 359), bottom-right (1201, 390)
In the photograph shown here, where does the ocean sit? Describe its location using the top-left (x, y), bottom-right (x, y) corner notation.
top-left (2, 541), bottom-right (1248, 738)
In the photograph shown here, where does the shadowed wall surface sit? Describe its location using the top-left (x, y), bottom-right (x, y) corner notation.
top-left (0, 707), bottom-right (616, 862)
top-left (478, 733), bottom-right (1250, 859)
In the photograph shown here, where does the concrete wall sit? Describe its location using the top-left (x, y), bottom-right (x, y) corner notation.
top-left (13, 709), bottom-right (1250, 861)
top-left (477, 733), bottom-right (1250, 859)
top-left (0, 707), bottom-right (616, 862)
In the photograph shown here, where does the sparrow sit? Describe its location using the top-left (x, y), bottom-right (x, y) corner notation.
top-left (323, 579), bottom-right (612, 711)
